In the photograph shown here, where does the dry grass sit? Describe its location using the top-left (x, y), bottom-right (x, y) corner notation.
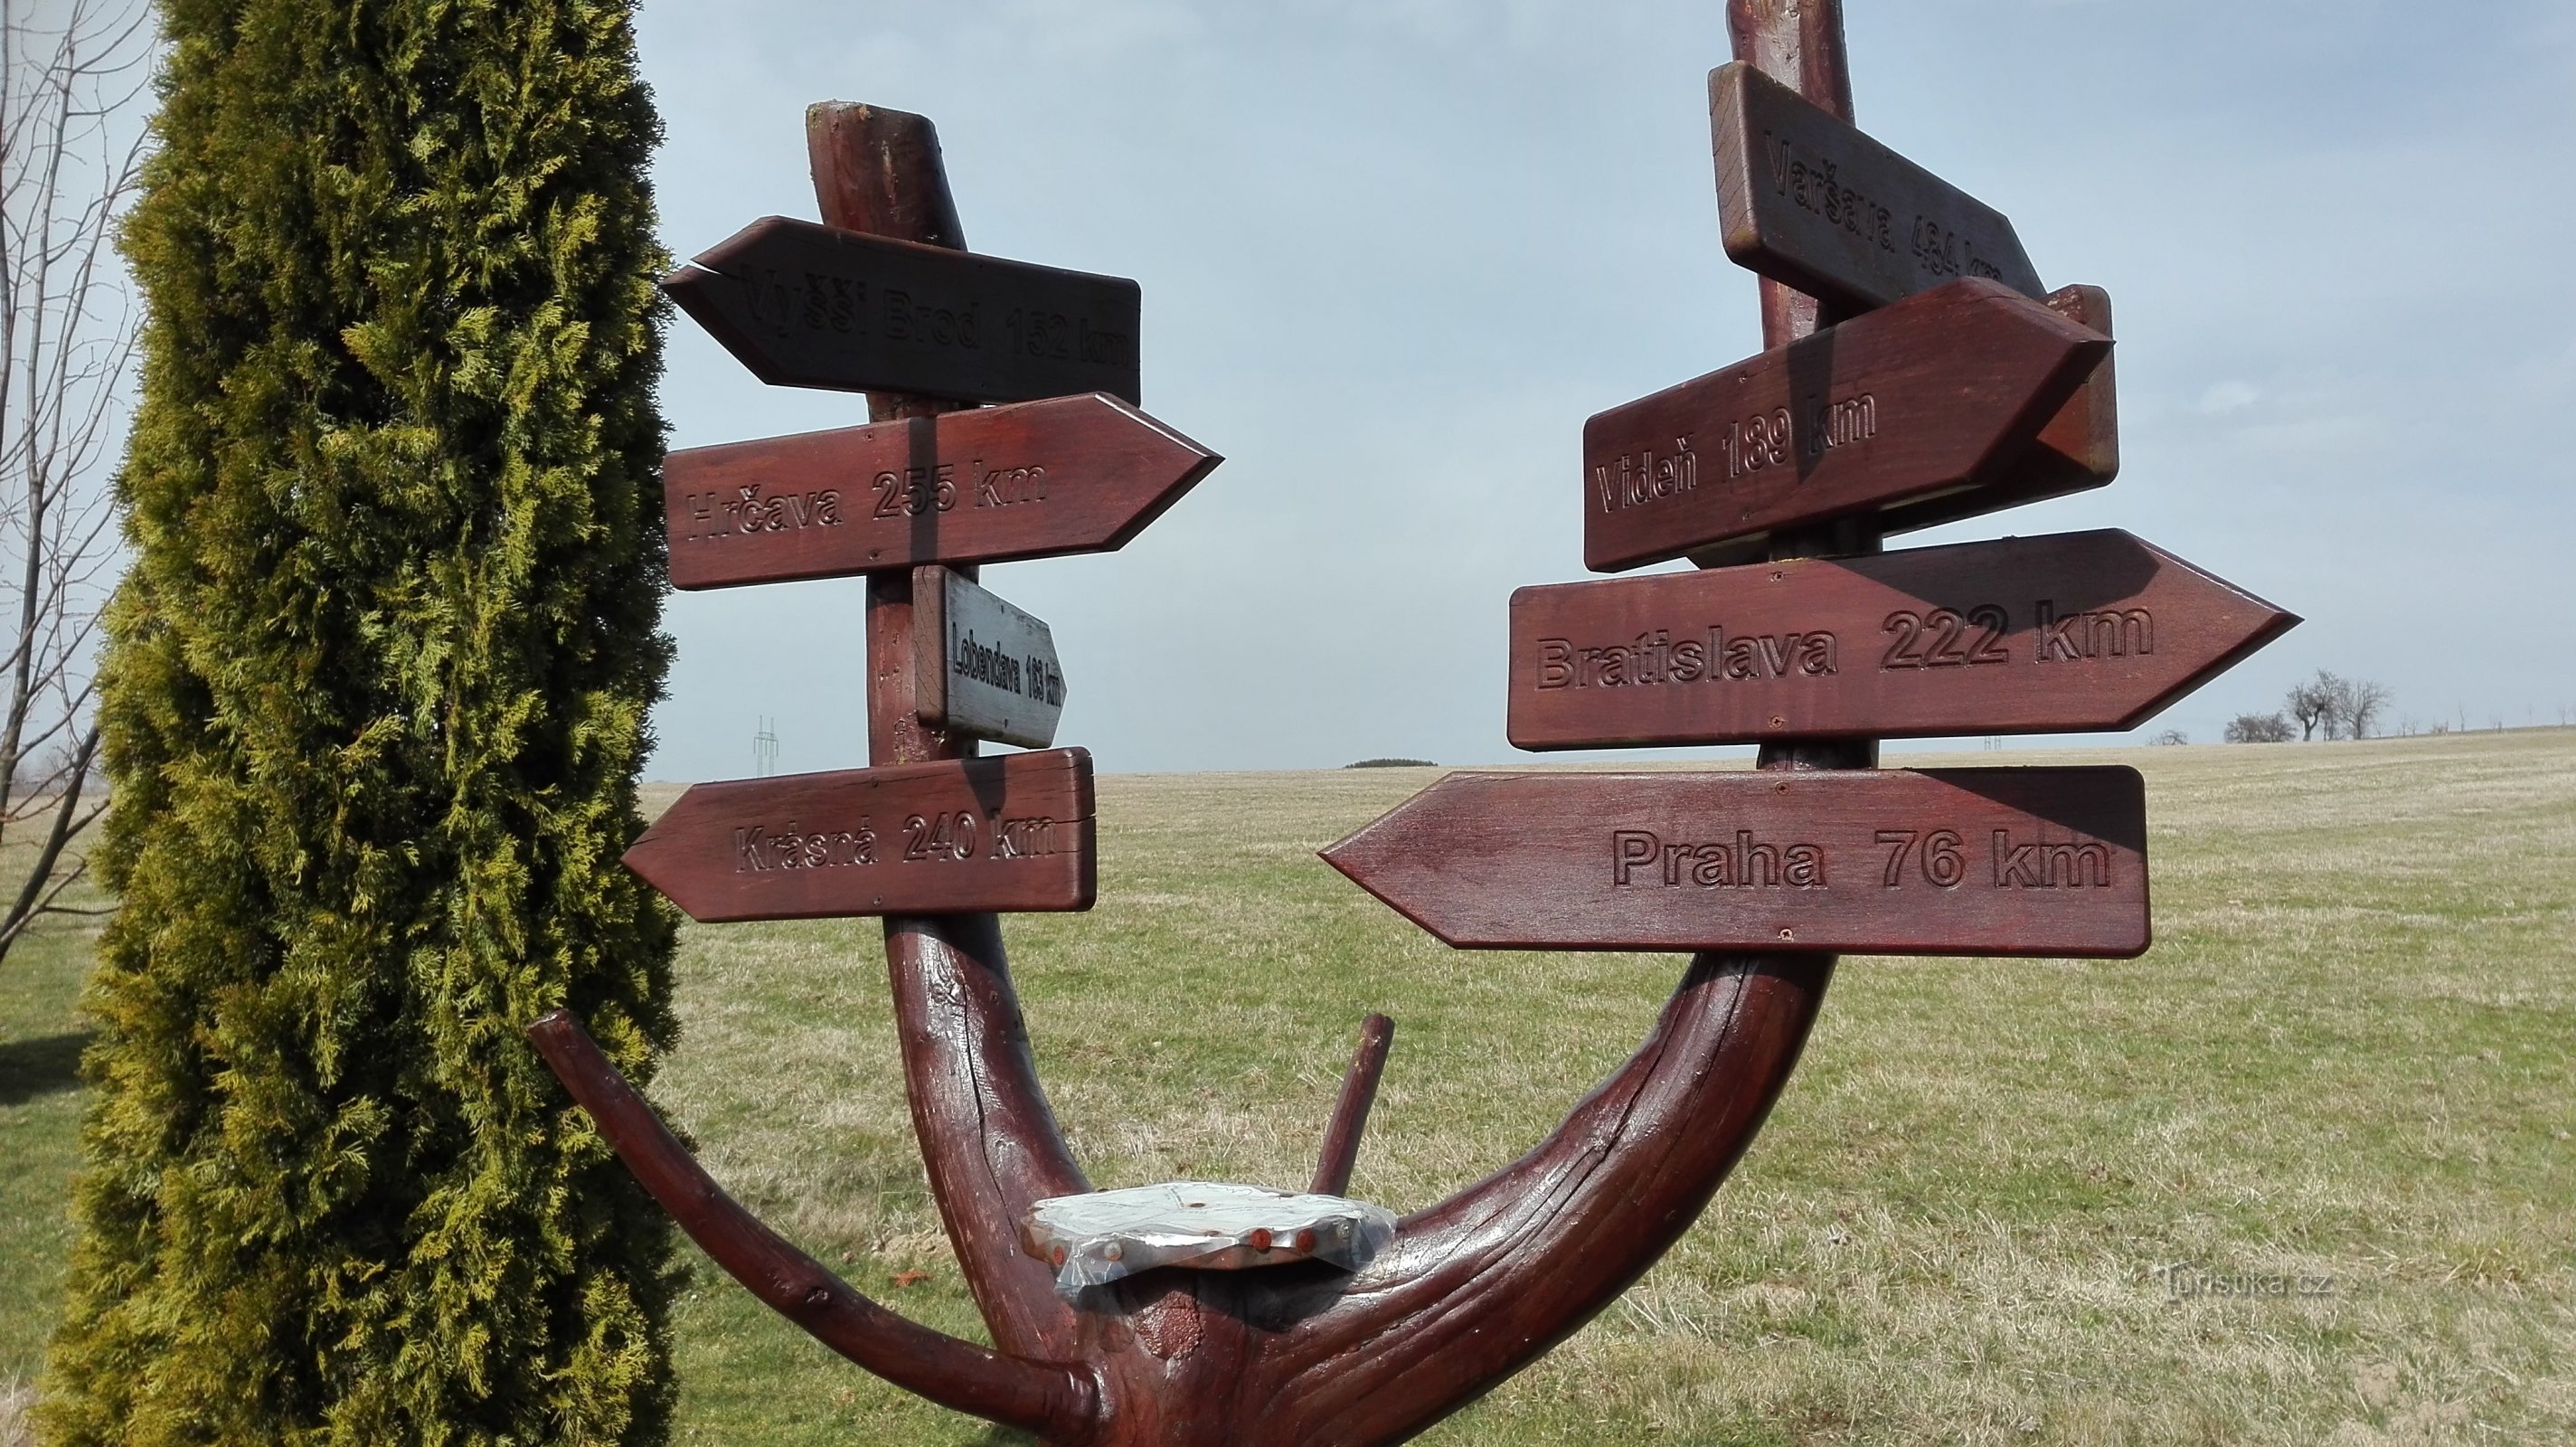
top-left (5, 733), bottom-right (2571, 1443)
top-left (0, 1378), bottom-right (32, 1447)
top-left (651, 733), bottom-right (2576, 1445)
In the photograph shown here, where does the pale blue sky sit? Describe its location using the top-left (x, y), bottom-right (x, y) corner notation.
top-left (637, 0), bottom-right (2576, 778)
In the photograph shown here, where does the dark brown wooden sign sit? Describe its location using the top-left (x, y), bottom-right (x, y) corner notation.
top-left (665, 216), bottom-right (1142, 404)
top-left (1321, 767), bottom-right (2147, 957)
top-left (624, 748), bottom-right (1094, 922)
top-left (665, 393), bottom-right (1218, 588)
top-left (1584, 279), bottom-right (2106, 572)
top-left (1887, 284), bottom-right (2118, 536)
top-left (1513, 529), bottom-right (2297, 748)
top-left (1711, 61), bottom-right (2043, 313)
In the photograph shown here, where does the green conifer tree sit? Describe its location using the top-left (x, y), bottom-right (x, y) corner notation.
top-left (42, 0), bottom-right (679, 1441)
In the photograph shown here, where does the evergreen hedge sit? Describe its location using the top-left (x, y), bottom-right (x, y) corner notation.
top-left (43, 0), bottom-right (680, 1441)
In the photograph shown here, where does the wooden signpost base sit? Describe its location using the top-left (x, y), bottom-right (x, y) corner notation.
top-left (524, 3), bottom-right (2288, 1442)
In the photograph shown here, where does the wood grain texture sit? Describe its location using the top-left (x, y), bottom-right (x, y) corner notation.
top-left (1514, 529), bottom-right (2297, 748)
top-left (913, 565), bottom-right (1068, 750)
top-left (665, 392), bottom-right (1219, 588)
top-left (665, 214), bottom-right (1142, 404)
top-left (1585, 278), bottom-right (2107, 572)
top-left (1713, 59), bottom-right (2042, 312)
top-left (621, 749), bottom-right (1094, 922)
top-left (814, 101), bottom-right (1101, 1382)
top-left (536, 33), bottom-right (1991, 1440)
top-left (524, 1013), bottom-right (1098, 1440)
top-left (1308, 1013), bottom-right (1394, 1196)
top-left (1695, 283), bottom-right (2121, 568)
top-left (1323, 768), bottom-right (2148, 957)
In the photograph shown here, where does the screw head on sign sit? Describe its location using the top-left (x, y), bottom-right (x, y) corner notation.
top-left (1050, 1245), bottom-right (1068, 1266)
top-left (1103, 1242), bottom-right (1124, 1263)
top-left (1248, 1228), bottom-right (1273, 1251)
top-left (1295, 1228), bottom-right (1318, 1252)
top-left (1778, 928), bottom-right (1795, 941)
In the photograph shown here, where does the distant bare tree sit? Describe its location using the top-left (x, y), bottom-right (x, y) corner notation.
top-left (2148, 728), bottom-right (2189, 746)
top-left (2284, 671), bottom-right (2348, 742)
top-left (0, 0), bottom-right (151, 960)
top-left (2341, 680), bottom-right (2391, 741)
top-left (2225, 712), bottom-right (2294, 743)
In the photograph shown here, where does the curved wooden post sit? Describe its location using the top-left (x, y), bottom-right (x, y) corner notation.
top-left (543, 11), bottom-right (1872, 1438)
top-left (807, 103), bottom-right (1101, 1367)
top-left (525, 1012), bottom-right (1098, 1438)
top-left (1250, 952), bottom-right (1830, 1443)
top-left (830, 7), bottom-right (1864, 1441)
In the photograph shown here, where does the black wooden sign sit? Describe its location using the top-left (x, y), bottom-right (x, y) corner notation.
top-left (1712, 61), bottom-right (2043, 312)
top-left (665, 216), bottom-right (1143, 404)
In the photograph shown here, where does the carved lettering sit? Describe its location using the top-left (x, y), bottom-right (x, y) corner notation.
top-left (884, 288), bottom-right (982, 348)
top-left (1533, 627), bottom-right (1835, 690)
top-left (2033, 601), bottom-right (2156, 663)
top-left (1593, 438), bottom-right (1700, 515)
top-left (1991, 830), bottom-right (2113, 888)
top-left (1881, 605), bottom-right (2011, 669)
top-left (1804, 392), bottom-right (1877, 456)
top-left (1911, 216), bottom-right (2006, 283)
top-left (1004, 307), bottom-right (1134, 365)
top-left (992, 816), bottom-right (1059, 860)
top-left (1761, 128), bottom-right (1897, 253)
top-left (683, 484), bottom-right (846, 544)
top-left (1611, 828), bottom-right (1825, 888)
top-left (734, 265), bottom-right (865, 339)
top-left (972, 461), bottom-right (1049, 507)
top-left (902, 811), bottom-right (981, 862)
top-left (731, 819), bottom-right (876, 874)
top-left (872, 467), bottom-right (957, 519)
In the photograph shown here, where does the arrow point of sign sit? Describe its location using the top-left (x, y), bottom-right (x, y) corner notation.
top-left (1089, 395), bottom-right (1224, 553)
top-left (2106, 533), bottom-right (2302, 732)
top-left (1581, 279), bottom-right (2111, 573)
top-left (663, 392), bottom-right (1222, 586)
top-left (1319, 777), bottom-right (1474, 949)
top-left (662, 260), bottom-right (782, 388)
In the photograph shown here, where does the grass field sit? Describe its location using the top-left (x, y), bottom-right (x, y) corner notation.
top-left (4, 731), bottom-right (2571, 1445)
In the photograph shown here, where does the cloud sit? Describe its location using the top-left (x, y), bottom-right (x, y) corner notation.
top-left (2197, 381), bottom-right (2259, 416)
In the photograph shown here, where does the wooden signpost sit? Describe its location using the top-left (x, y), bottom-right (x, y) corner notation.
top-left (665, 392), bottom-right (1219, 587)
top-left (665, 215), bottom-right (1144, 403)
top-left (915, 566), bottom-right (1068, 749)
top-left (1712, 60), bottom-right (2042, 311)
top-left (1584, 278), bottom-right (2106, 571)
top-left (524, 9), bottom-right (2302, 1446)
top-left (1514, 530), bottom-right (2298, 747)
top-left (1324, 767), bottom-right (2147, 956)
top-left (622, 749), bottom-right (1094, 922)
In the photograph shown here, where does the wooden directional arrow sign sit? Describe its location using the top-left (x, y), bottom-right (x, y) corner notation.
top-left (1513, 530), bottom-right (2297, 749)
top-left (1711, 61), bottom-right (2043, 312)
top-left (665, 216), bottom-right (1142, 404)
top-left (916, 566), bottom-right (1067, 750)
top-left (625, 749), bottom-right (1094, 922)
top-left (1876, 283), bottom-right (2118, 541)
top-left (665, 393), bottom-right (1219, 587)
top-left (1323, 768), bottom-right (2147, 957)
top-left (1584, 278), bottom-right (2106, 572)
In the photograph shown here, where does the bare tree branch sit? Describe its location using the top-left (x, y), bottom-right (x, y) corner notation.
top-left (0, 0), bottom-right (152, 965)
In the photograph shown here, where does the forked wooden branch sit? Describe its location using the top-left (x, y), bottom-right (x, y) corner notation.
top-left (524, 1010), bottom-right (1097, 1438)
top-left (535, 7), bottom-right (1862, 1441)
